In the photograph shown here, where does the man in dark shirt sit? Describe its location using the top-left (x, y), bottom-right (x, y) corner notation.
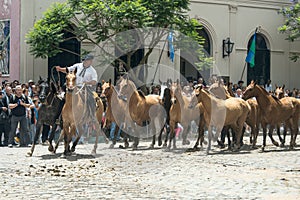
top-left (8, 85), bottom-right (31, 147)
top-left (0, 91), bottom-right (9, 146)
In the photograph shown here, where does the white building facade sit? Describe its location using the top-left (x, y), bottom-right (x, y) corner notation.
top-left (2, 0), bottom-right (300, 89)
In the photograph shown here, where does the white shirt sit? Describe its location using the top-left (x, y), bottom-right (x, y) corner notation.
top-left (68, 63), bottom-right (97, 87)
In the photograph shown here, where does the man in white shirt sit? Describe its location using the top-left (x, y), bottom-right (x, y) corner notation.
top-left (55, 54), bottom-right (97, 88)
top-left (55, 54), bottom-right (98, 122)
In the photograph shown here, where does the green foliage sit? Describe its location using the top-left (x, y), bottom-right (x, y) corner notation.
top-left (278, 2), bottom-right (300, 61)
top-left (26, 0), bottom-right (212, 71)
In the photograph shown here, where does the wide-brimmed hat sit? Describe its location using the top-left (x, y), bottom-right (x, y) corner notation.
top-left (82, 54), bottom-right (94, 61)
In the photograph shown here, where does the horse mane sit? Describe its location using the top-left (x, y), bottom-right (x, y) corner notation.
top-left (257, 85), bottom-right (281, 103)
top-left (137, 90), bottom-right (146, 99)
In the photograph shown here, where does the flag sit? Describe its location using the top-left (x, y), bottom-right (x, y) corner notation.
top-left (245, 32), bottom-right (256, 68)
top-left (168, 31), bottom-right (175, 62)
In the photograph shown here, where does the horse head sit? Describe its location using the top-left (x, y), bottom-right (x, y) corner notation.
top-left (118, 75), bottom-right (136, 98)
top-left (242, 80), bottom-right (258, 100)
top-left (38, 77), bottom-right (50, 103)
top-left (101, 79), bottom-right (112, 98)
top-left (274, 84), bottom-right (285, 99)
top-left (65, 67), bottom-right (77, 92)
top-left (189, 85), bottom-right (202, 108)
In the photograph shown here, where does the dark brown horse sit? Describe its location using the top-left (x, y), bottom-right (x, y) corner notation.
top-left (243, 81), bottom-right (299, 151)
top-left (27, 77), bottom-right (64, 157)
top-left (61, 68), bottom-right (105, 156)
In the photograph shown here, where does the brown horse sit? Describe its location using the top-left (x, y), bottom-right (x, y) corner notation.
top-left (190, 85), bottom-right (250, 153)
top-left (101, 79), bottom-right (132, 148)
top-left (274, 84), bottom-right (300, 146)
top-left (243, 81), bottom-right (299, 151)
top-left (118, 76), bottom-right (165, 150)
top-left (209, 82), bottom-right (260, 148)
top-left (167, 81), bottom-right (205, 150)
top-left (60, 68), bottom-right (105, 156)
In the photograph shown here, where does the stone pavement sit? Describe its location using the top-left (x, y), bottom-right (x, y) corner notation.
top-left (0, 135), bottom-right (299, 199)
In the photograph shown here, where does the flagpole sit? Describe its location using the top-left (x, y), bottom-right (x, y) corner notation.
top-left (240, 27), bottom-right (259, 81)
top-left (151, 33), bottom-right (169, 86)
top-left (240, 62), bottom-right (247, 81)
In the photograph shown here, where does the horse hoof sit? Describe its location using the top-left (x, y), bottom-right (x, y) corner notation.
top-left (158, 140), bottom-right (162, 147)
top-left (124, 142), bottom-right (129, 149)
top-left (27, 152), bottom-right (33, 157)
top-left (182, 140), bottom-right (190, 145)
top-left (280, 143), bottom-right (285, 148)
top-left (109, 144), bottom-right (114, 149)
top-left (71, 147), bottom-right (76, 152)
top-left (48, 146), bottom-right (54, 152)
top-left (163, 143), bottom-right (167, 148)
top-left (259, 147), bottom-right (265, 153)
top-left (91, 150), bottom-right (96, 155)
top-left (132, 146), bottom-right (138, 151)
top-left (149, 145), bottom-right (154, 149)
top-left (273, 141), bottom-right (279, 147)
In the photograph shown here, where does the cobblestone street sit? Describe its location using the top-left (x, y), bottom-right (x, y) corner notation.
top-left (0, 135), bottom-right (299, 199)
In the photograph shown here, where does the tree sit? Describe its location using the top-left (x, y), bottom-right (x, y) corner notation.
top-left (26, 0), bottom-right (211, 82)
top-left (279, 0), bottom-right (300, 61)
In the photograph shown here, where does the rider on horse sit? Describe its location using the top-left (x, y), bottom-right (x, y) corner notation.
top-left (55, 54), bottom-right (98, 122)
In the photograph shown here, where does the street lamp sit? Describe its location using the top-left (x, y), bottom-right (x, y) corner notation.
top-left (222, 37), bottom-right (234, 58)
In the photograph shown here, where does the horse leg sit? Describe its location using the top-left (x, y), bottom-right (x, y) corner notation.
top-left (163, 124), bottom-right (170, 147)
top-left (206, 126), bottom-right (212, 154)
top-left (157, 123), bottom-right (164, 147)
top-left (167, 121), bottom-right (176, 150)
top-left (193, 120), bottom-right (204, 150)
top-left (53, 129), bottom-right (63, 154)
top-left (48, 124), bottom-right (58, 152)
top-left (71, 125), bottom-right (82, 153)
top-left (63, 130), bottom-right (71, 157)
top-left (218, 127), bottom-right (227, 149)
top-left (268, 125), bottom-right (279, 147)
top-left (27, 123), bottom-right (42, 157)
top-left (290, 117), bottom-right (298, 149)
top-left (261, 124), bottom-right (267, 152)
top-left (182, 124), bottom-right (190, 145)
top-left (276, 123), bottom-right (284, 145)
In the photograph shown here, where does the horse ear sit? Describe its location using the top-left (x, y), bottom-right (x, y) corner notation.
top-left (39, 76), bottom-right (42, 81)
top-left (66, 67), bottom-right (69, 73)
top-left (74, 67), bottom-right (77, 74)
top-left (176, 79), bottom-right (179, 85)
top-left (282, 84), bottom-right (285, 90)
top-left (108, 79), bottom-right (112, 85)
top-left (275, 84), bottom-right (278, 89)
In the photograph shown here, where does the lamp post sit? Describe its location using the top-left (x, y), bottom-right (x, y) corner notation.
top-left (222, 37), bottom-right (234, 58)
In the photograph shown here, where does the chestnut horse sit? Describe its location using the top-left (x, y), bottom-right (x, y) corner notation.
top-left (167, 81), bottom-right (205, 150)
top-left (118, 76), bottom-right (165, 150)
top-left (190, 85), bottom-right (250, 153)
top-left (209, 83), bottom-right (260, 148)
top-left (243, 81), bottom-right (299, 151)
top-left (61, 68), bottom-right (105, 156)
top-left (274, 84), bottom-right (300, 147)
top-left (101, 79), bottom-right (133, 148)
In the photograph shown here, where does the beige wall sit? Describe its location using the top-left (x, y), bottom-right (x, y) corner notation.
top-left (189, 0), bottom-right (300, 89)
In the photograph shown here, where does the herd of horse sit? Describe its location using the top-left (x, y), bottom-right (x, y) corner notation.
top-left (27, 70), bottom-right (300, 157)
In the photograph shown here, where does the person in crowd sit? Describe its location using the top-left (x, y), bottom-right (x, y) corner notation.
top-left (265, 79), bottom-right (272, 93)
top-left (0, 90), bottom-right (9, 146)
top-left (237, 80), bottom-right (244, 90)
top-left (8, 85), bottom-right (31, 147)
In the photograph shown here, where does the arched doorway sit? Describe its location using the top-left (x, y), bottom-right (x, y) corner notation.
top-left (247, 33), bottom-right (270, 85)
top-left (180, 27), bottom-right (212, 82)
top-left (48, 28), bottom-right (81, 86)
